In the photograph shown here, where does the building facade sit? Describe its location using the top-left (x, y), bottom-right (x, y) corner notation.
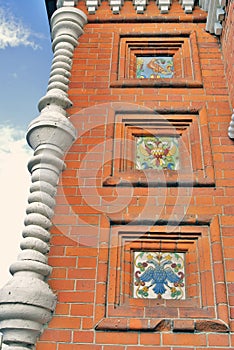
top-left (0, 0), bottom-right (234, 349)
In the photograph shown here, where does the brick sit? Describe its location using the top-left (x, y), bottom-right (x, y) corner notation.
top-left (40, 329), bottom-right (71, 342)
top-left (37, 343), bottom-right (57, 350)
top-left (78, 257), bottom-right (97, 268)
top-left (50, 267), bottom-right (66, 278)
top-left (140, 333), bottom-right (160, 345)
top-left (221, 216), bottom-right (234, 226)
top-left (49, 316), bottom-right (81, 329)
top-left (49, 257), bottom-right (77, 267)
top-left (103, 347), bottom-right (125, 350)
top-left (76, 279), bottom-right (96, 291)
top-left (95, 332), bottom-right (138, 345)
top-left (66, 247), bottom-right (98, 256)
top-left (71, 304), bottom-right (94, 316)
top-left (162, 333), bottom-right (207, 346)
top-left (68, 268), bottom-right (96, 279)
top-left (173, 319), bottom-right (195, 332)
top-left (59, 291), bottom-right (94, 303)
top-left (128, 348), bottom-right (167, 350)
top-left (58, 345), bottom-right (102, 350)
top-left (54, 303), bottom-right (69, 315)
top-left (50, 279), bottom-right (75, 291)
top-left (82, 318), bottom-right (94, 329)
top-left (208, 334), bottom-right (230, 346)
top-left (49, 246), bottom-right (65, 256)
top-left (73, 331), bottom-right (94, 343)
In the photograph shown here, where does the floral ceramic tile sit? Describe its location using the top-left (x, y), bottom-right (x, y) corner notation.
top-left (136, 56), bottom-right (174, 79)
top-left (133, 251), bottom-right (185, 300)
top-left (135, 136), bottom-right (179, 170)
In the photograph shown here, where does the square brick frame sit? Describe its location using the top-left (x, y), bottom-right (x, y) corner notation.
top-left (95, 216), bottom-right (229, 332)
top-left (104, 107), bottom-right (215, 187)
top-left (110, 31), bottom-right (202, 88)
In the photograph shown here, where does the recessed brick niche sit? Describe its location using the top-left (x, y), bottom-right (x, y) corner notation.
top-left (94, 217), bottom-right (229, 332)
top-left (110, 31), bottom-right (202, 88)
top-left (104, 108), bottom-right (215, 187)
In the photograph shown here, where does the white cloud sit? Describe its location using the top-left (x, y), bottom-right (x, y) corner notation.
top-left (0, 7), bottom-right (41, 50)
top-left (0, 125), bottom-right (32, 286)
top-left (10, 72), bottom-right (18, 79)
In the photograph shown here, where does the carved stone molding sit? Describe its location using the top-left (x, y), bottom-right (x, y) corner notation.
top-left (0, 6), bottom-right (87, 350)
top-left (82, 0), bottom-right (226, 28)
top-left (206, 0), bottom-right (226, 35)
top-left (228, 110), bottom-right (234, 139)
top-left (55, 0), bottom-right (227, 37)
top-left (199, 0), bottom-right (210, 11)
top-left (180, 0), bottom-right (196, 14)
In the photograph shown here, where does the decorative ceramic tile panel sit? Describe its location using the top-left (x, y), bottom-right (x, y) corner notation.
top-left (135, 136), bottom-right (179, 170)
top-left (136, 56), bottom-right (174, 79)
top-left (133, 251), bottom-right (185, 300)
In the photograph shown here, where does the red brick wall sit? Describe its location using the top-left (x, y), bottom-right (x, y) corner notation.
top-left (221, 0), bottom-right (234, 107)
top-left (36, 1), bottom-right (234, 349)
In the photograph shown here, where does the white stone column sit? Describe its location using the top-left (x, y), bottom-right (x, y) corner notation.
top-left (0, 6), bottom-right (87, 350)
top-left (199, 0), bottom-right (210, 11)
top-left (228, 110), bottom-right (234, 139)
top-left (206, 0), bottom-right (226, 35)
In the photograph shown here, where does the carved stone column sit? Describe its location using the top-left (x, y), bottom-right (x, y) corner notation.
top-left (0, 6), bottom-right (87, 350)
top-left (206, 0), bottom-right (226, 35)
top-left (228, 110), bottom-right (234, 139)
top-left (199, 0), bottom-right (210, 11)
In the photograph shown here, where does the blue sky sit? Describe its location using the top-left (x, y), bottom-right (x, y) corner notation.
top-left (0, 0), bottom-right (53, 285)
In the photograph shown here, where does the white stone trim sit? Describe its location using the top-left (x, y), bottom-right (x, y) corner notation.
top-left (133, 0), bottom-right (148, 14)
top-left (0, 6), bottom-right (87, 350)
top-left (109, 0), bottom-right (124, 14)
top-left (157, 0), bottom-right (172, 14)
top-left (80, 0), bottom-right (227, 26)
top-left (57, 0), bottom-right (78, 7)
top-left (228, 110), bottom-right (234, 139)
top-left (179, 0), bottom-right (195, 14)
top-left (199, 0), bottom-right (210, 11)
top-left (86, 0), bottom-right (101, 14)
top-left (57, 0), bottom-right (228, 31)
top-left (206, 0), bottom-right (226, 35)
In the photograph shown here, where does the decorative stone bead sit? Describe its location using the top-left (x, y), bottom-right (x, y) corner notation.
top-left (133, 0), bottom-right (148, 14)
top-left (179, 0), bottom-right (195, 13)
top-left (157, 0), bottom-right (171, 13)
top-left (109, 0), bottom-right (124, 14)
top-left (86, 0), bottom-right (101, 14)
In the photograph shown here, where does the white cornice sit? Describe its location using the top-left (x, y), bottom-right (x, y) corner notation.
top-left (56, 0), bottom-right (227, 37)
top-left (57, 0), bottom-right (78, 7)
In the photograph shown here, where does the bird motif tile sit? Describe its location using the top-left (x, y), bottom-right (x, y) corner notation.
top-left (136, 56), bottom-right (174, 79)
top-left (133, 251), bottom-right (185, 299)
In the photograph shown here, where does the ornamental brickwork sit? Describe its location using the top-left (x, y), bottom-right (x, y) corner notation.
top-left (35, 1), bottom-right (234, 349)
top-left (0, 1), bottom-right (233, 349)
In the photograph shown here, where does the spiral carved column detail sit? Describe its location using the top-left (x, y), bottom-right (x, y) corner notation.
top-left (0, 6), bottom-right (87, 350)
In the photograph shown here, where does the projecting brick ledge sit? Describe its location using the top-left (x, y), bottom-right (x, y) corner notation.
top-left (95, 318), bottom-right (229, 332)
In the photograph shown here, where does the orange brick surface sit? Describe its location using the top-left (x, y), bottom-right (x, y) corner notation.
top-left (222, 1), bottom-right (234, 107)
top-left (36, 0), bottom-right (234, 348)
